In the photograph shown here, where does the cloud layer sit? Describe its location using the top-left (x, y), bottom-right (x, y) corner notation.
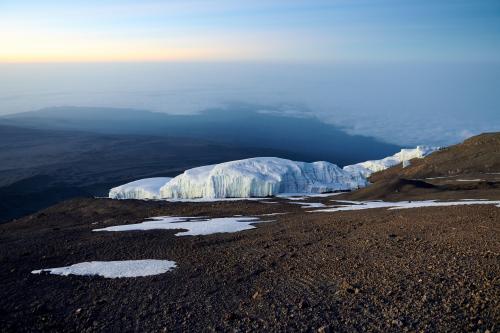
top-left (1, 62), bottom-right (498, 146)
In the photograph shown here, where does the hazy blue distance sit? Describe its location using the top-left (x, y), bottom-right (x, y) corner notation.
top-left (1, 62), bottom-right (499, 146)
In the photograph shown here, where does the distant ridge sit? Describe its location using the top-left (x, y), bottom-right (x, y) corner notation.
top-left (0, 105), bottom-right (401, 166)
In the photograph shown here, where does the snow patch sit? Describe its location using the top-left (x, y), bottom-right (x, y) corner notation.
top-left (93, 216), bottom-right (273, 236)
top-left (282, 196), bottom-right (307, 201)
top-left (425, 176), bottom-right (451, 180)
top-left (289, 202), bottom-right (326, 208)
top-left (312, 200), bottom-right (500, 213)
top-left (31, 260), bottom-right (176, 278)
top-left (460, 199), bottom-right (487, 201)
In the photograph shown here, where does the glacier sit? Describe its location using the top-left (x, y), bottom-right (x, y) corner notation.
top-left (109, 177), bottom-right (172, 199)
top-left (342, 146), bottom-right (438, 178)
top-left (159, 157), bottom-right (368, 199)
top-left (109, 146), bottom-right (438, 200)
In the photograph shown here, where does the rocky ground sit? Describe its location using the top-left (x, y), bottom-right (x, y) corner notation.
top-left (1, 190), bottom-right (499, 332)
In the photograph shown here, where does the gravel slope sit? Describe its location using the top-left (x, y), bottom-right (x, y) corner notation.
top-left (1, 196), bottom-right (498, 332)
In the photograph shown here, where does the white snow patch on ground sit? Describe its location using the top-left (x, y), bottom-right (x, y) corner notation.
top-left (425, 176), bottom-right (452, 180)
top-left (93, 216), bottom-right (273, 236)
top-left (282, 197), bottom-right (308, 201)
top-left (460, 199), bottom-right (487, 201)
top-left (31, 260), bottom-right (176, 278)
top-left (456, 179), bottom-right (483, 182)
top-left (258, 212), bottom-right (288, 216)
top-left (289, 202), bottom-right (326, 208)
top-left (311, 200), bottom-right (500, 213)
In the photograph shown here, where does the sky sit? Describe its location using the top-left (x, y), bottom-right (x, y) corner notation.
top-left (1, 0), bottom-right (500, 63)
top-left (0, 1), bottom-right (499, 147)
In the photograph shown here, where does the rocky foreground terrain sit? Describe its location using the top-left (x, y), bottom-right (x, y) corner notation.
top-left (1, 194), bottom-right (499, 332)
top-left (0, 133), bottom-right (499, 332)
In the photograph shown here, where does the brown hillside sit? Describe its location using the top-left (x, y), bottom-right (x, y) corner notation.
top-left (370, 132), bottom-right (500, 182)
top-left (340, 132), bottom-right (500, 200)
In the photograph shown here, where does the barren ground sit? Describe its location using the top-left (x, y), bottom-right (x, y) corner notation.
top-left (1, 192), bottom-right (499, 332)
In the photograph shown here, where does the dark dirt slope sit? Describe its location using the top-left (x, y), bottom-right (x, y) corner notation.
top-left (344, 178), bottom-right (441, 201)
top-left (342, 177), bottom-right (500, 201)
top-left (341, 132), bottom-right (500, 201)
top-left (1, 198), bottom-right (499, 332)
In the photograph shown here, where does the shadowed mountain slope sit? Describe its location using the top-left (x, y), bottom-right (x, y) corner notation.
top-left (0, 105), bottom-right (401, 166)
top-left (0, 124), bottom-right (290, 222)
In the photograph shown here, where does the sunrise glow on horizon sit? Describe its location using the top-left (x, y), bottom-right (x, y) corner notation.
top-left (1, 0), bottom-right (500, 63)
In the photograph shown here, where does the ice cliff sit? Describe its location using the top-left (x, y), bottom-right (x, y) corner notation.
top-left (343, 146), bottom-right (438, 178)
top-left (159, 157), bottom-right (368, 199)
top-left (109, 147), bottom-right (438, 200)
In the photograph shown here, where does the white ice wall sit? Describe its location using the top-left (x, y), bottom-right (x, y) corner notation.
top-left (109, 146), bottom-right (438, 200)
top-left (342, 146), bottom-right (438, 178)
top-left (160, 157), bottom-right (368, 199)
